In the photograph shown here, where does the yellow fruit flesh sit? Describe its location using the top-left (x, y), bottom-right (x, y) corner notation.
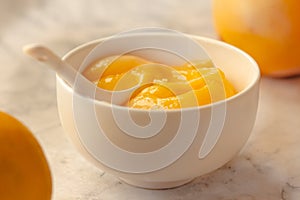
top-left (128, 67), bottom-right (236, 109)
top-left (82, 55), bottom-right (150, 88)
top-left (84, 55), bottom-right (237, 109)
top-left (0, 112), bottom-right (52, 200)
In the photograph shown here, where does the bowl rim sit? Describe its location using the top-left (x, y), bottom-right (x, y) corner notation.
top-left (58, 34), bottom-right (260, 112)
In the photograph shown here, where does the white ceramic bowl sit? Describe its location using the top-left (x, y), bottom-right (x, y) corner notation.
top-left (56, 33), bottom-right (260, 189)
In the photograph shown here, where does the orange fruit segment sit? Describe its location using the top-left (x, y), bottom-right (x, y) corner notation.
top-left (128, 66), bottom-right (236, 109)
top-left (84, 55), bottom-right (237, 109)
top-left (0, 112), bottom-right (52, 200)
top-left (83, 55), bottom-right (150, 85)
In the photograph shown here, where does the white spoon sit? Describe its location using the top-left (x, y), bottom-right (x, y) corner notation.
top-left (23, 44), bottom-right (138, 105)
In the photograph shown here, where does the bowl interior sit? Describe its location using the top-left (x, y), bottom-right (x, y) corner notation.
top-left (61, 34), bottom-right (260, 103)
top-left (196, 37), bottom-right (260, 93)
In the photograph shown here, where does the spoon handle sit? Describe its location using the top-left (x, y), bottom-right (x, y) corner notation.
top-left (23, 44), bottom-right (77, 86)
top-left (23, 44), bottom-right (132, 105)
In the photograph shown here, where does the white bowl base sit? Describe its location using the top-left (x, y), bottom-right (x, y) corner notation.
top-left (119, 177), bottom-right (195, 189)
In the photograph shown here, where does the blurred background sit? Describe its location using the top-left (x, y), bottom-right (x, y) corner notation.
top-left (0, 0), bottom-right (215, 53)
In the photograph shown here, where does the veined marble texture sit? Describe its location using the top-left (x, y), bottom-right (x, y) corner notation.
top-left (0, 0), bottom-right (300, 199)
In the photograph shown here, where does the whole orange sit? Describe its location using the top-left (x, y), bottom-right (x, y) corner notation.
top-left (212, 0), bottom-right (300, 77)
top-left (0, 111), bottom-right (52, 200)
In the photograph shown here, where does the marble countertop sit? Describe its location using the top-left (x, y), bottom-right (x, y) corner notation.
top-left (1, 0), bottom-right (300, 199)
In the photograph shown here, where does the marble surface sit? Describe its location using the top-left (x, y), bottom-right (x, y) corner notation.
top-left (1, 0), bottom-right (300, 199)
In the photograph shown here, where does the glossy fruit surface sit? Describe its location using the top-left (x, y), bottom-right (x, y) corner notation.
top-left (128, 66), bottom-right (236, 109)
top-left (84, 55), bottom-right (236, 109)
